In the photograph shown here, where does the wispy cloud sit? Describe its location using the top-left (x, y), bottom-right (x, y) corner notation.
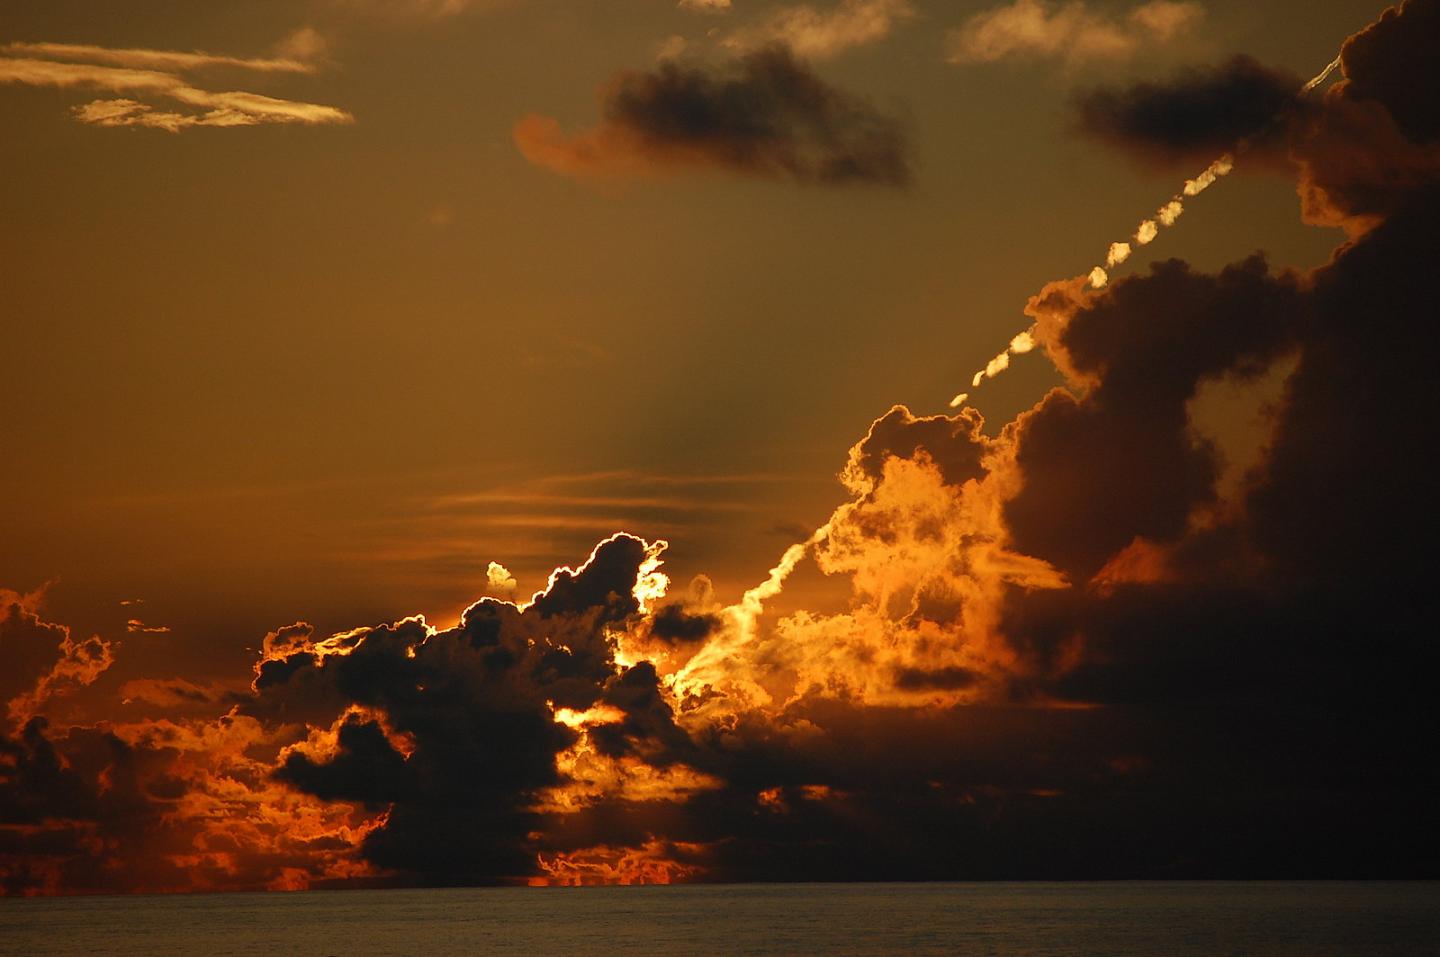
top-left (723, 0), bottom-right (916, 60)
top-left (946, 0), bottom-right (1203, 65)
top-left (1, 40), bottom-right (316, 74)
top-left (0, 35), bottom-right (351, 131)
top-left (335, 0), bottom-right (497, 18)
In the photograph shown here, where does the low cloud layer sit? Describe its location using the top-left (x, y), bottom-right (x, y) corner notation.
top-left (514, 46), bottom-right (911, 186)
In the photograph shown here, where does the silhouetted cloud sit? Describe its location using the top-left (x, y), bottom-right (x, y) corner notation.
top-left (1073, 56), bottom-right (1302, 165)
top-left (649, 604), bottom-right (721, 643)
top-left (515, 46), bottom-right (911, 186)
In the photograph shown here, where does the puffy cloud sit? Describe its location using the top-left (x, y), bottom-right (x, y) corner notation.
top-left (244, 534), bottom-right (671, 883)
top-left (946, 0), bottom-right (1204, 66)
top-left (1293, 0), bottom-right (1440, 231)
top-left (1073, 56), bottom-right (1303, 166)
top-left (1004, 256), bottom-right (1307, 579)
top-left (514, 46), bottom-right (911, 186)
top-left (1062, 0), bottom-right (1440, 230)
top-left (722, 0), bottom-right (916, 60)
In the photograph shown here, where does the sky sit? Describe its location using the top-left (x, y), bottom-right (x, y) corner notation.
top-left (2, 0), bottom-right (1437, 893)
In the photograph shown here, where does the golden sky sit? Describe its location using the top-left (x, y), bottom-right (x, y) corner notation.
top-left (3, 0), bottom-right (1437, 893)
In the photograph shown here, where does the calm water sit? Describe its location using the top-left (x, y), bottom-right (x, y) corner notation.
top-left (3, 882), bottom-right (1438, 957)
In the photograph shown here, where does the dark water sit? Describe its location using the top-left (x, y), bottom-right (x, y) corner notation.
top-left (3, 882), bottom-right (1438, 956)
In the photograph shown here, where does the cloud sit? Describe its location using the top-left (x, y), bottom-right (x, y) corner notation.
top-left (1293, 0), bottom-right (1440, 231)
top-left (244, 534), bottom-right (686, 883)
top-left (722, 0), bottom-right (916, 60)
top-left (679, 0), bottom-right (733, 12)
top-left (7, 0), bottom-right (1440, 895)
top-left (336, 0), bottom-right (490, 17)
top-left (514, 46), bottom-right (911, 186)
top-left (0, 41), bottom-right (316, 74)
top-left (946, 0), bottom-right (1204, 65)
top-left (1054, 0), bottom-right (1440, 234)
top-left (648, 603), bottom-right (722, 644)
top-left (1, 596), bottom-right (116, 731)
top-left (0, 38), bottom-right (351, 131)
top-left (1001, 256), bottom-right (1308, 579)
top-left (1073, 56), bottom-right (1303, 166)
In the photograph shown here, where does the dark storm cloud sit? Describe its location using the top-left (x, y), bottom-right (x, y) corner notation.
top-left (1068, 0), bottom-right (1440, 224)
top-left (1073, 55), bottom-right (1303, 165)
top-left (588, 662), bottom-right (695, 762)
top-left (1247, 188), bottom-right (1440, 589)
top-left (1294, 0), bottom-right (1440, 226)
top-left (275, 714), bottom-right (414, 810)
top-left (0, 717), bottom-right (211, 895)
top-left (847, 405), bottom-right (990, 489)
top-left (983, 1), bottom-right (1440, 875)
top-left (249, 534), bottom-right (660, 883)
top-left (893, 664), bottom-right (978, 691)
top-left (648, 603), bottom-right (721, 644)
top-left (1005, 255), bottom-right (1307, 580)
top-left (514, 45), bottom-right (912, 186)
top-left (1340, 0), bottom-right (1440, 142)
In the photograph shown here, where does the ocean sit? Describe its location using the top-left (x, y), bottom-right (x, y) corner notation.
top-left (3, 882), bottom-right (1438, 956)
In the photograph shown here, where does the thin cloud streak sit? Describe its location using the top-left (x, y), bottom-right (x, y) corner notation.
top-left (1, 41), bottom-right (318, 74)
top-left (722, 0), bottom-right (916, 60)
top-left (946, 0), bottom-right (1204, 65)
top-left (0, 42), bottom-right (351, 131)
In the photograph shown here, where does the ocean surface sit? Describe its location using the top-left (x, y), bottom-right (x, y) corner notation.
top-left (3, 882), bottom-right (1438, 956)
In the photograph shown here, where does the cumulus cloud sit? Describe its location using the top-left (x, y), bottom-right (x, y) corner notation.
top-left (946, 0), bottom-right (1204, 65)
top-left (0, 36), bottom-right (351, 131)
top-left (722, 0), bottom-right (916, 60)
top-left (514, 46), bottom-right (911, 186)
top-left (1057, 0), bottom-right (1440, 233)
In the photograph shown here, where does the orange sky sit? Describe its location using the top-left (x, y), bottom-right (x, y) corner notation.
top-left (3, 0), bottom-right (1438, 893)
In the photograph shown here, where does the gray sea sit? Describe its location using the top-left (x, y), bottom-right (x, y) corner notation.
top-left (3, 882), bottom-right (1438, 956)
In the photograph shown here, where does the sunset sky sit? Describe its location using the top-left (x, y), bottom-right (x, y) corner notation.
top-left (3, 0), bottom-right (1437, 893)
